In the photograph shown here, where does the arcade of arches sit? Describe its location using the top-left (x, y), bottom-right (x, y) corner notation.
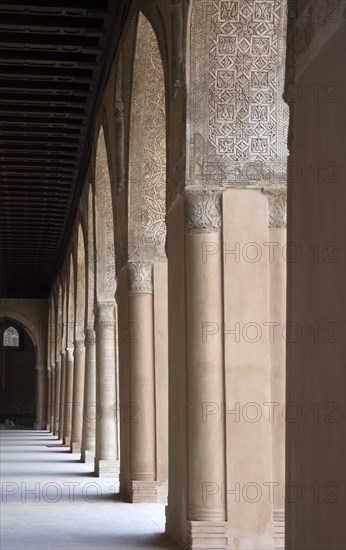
top-left (0, 1), bottom-right (345, 549)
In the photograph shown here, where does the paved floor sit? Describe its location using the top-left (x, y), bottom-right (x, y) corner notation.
top-left (0, 430), bottom-right (181, 550)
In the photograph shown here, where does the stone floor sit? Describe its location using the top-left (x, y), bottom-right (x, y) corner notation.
top-left (0, 430), bottom-right (181, 550)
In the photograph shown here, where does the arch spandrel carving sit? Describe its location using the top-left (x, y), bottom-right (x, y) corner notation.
top-left (128, 13), bottom-right (167, 260)
top-left (188, 0), bottom-right (289, 187)
top-left (95, 127), bottom-right (116, 297)
top-left (86, 185), bottom-right (95, 329)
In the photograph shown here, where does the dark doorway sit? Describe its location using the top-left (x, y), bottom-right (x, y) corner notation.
top-left (0, 319), bottom-right (36, 428)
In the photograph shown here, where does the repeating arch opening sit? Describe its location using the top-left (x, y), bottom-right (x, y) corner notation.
top-left (128, 12), bottom-right (167, 260)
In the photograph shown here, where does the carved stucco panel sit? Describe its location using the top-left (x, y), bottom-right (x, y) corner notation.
top-left (95, 128), bottom-right (116, 293)
top-left (188, 0), bottom-right (289, 186)
top-left (129, 14), bottom-right (166, 255)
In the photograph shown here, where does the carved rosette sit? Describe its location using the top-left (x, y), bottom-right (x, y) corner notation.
top-left (74, 339), bottom-right (86, 355)
top-left (185, 191), bottom-right (222, 232)
top-left (84, 327), bottom-right (96, 345)
top-left (127, 262), bottom-right (153, 294)
top-left (95, 301), bottom-right (116, 328)
top-left (263, 188), bottom-right (287, 229)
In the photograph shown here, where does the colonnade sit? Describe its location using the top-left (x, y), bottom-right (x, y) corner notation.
top-left (32, 1), bottom-right (346, 549)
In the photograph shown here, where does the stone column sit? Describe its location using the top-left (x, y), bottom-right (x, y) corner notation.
top-left (46, 366), bottom-right (51, 432)
top-left (81, 328), bottom-right (97, 463)
top-left (63, 347), bottom-right (74, 446)
top-left (35, 367), bottom-right (46, 430)
top-left (58, 351), bottom-right (66, 441)
top-left (94, 301), bottom-right (119, 477)
top-left (50, 364), bottom-right (55, 434)
top-left (185, 191), bottom-right (227, 546)
top-left (53, 359), bottom-right (61, 436)
top-left (70, 339), bottom-right (86, 453)
top-left (264, 188), bottom-right (287, 550)
top-left (125, 262), bottom-right (158, 503)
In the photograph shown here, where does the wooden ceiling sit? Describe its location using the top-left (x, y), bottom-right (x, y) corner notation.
top-left (0, 0), bottom-right (129, 298)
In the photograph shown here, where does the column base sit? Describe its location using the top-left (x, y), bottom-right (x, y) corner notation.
top-left (94, 458), bottom-right (120, 478)
top-left (273, 509), bottom-right (284, 550)
top-left (187, 521), bottom-right (229, 549)
top-left (70, 441), bottom-right (81, 454)
top-left (121, 480), bottom-right (167, 503)
top-left (63, 435), bottom-right (71, 447)
top-left (81, 449), bottom-right (95, 464)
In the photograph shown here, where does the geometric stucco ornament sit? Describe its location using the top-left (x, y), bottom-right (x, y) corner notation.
top-left (188, 0), bottom-right (289, 186)
top-left (185, 190), bottom-right (222, 231)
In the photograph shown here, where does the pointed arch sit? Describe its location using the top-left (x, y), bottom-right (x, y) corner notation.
top-left (75, 224), bottom-right (86, 339)
top-left (94, 126), bottom-right (116, 300)
top-left (128, 12), bottom-right (167, 260)
top-left (67, 255), bottom-right (75, 347)
top-left (86, 184), bottom-right (95, 329)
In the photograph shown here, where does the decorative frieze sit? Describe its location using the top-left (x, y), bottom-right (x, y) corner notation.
top-left (95, 301), bottom-right (116, 327)
top-left (185, 191), bottom-right (222, 231)
top-left (127, 262), bottom-right (153, 294)
top-left (263, 188), bottom-right (287, 228)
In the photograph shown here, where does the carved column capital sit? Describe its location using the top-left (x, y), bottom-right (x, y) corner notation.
top-left (127, 262), bottom-right (153, 294)
top-left (185, 191), bottom-right (222, 232)
top-left (263, 188), bottom-right (287, 229)
top-left (55, 359), bottom-right (61, 372)
top-left (60, 350), bottom-right (65, 360)
top-left (84, 327), bottom-right (96, 345)
top-left (66, 348), bottom-right (74, 362)
top-left (95, 301), bottom-right (116, 327)
top-left (74, 339), bottom-right (86, 355)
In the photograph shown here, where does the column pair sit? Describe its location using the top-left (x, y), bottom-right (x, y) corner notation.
top-left (35, 367), bottom-right (46, 430)
top-left (166, 190), bottom-right (227, 548)
top-left (123, 262), bottom-right (159, 502)
top-left (70, 340), bottom-right (86, 453)
top-left (81, 328), bottom-right (97, 463)
top-left (94, 301), bottom-right (119, 477)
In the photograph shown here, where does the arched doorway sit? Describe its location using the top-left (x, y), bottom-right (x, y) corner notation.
top-left (0, 319), bottom-right (36, 428)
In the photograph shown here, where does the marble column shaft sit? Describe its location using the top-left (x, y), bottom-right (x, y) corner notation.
top-left (81, 327), bottom-right (96, 463)
top-left (185, 191), bottom-right (227, 543)
top-left (63, 347), bottom-right (74, 446)
top-left (71, 339), bottom-right (86, 453)
top-left (95, 301), bottom-right (119, 477)
top-left (126, 262), bottom-right (157, 502)
top-left (54, 359), bottom-right (61, 435)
